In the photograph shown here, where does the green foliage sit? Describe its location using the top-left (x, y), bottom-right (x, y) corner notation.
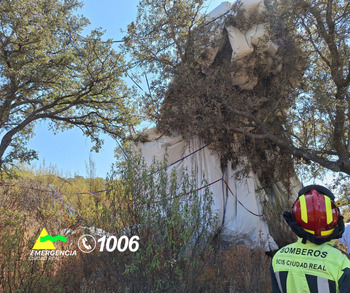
top-left (58, 151), bottom-right (274, 292)
top-left (280, 0), bottom-right (350, 177)
top-left (0, 162), bottom-right (109, 292)
top-left (123, 0), bottom-right (210, 119)
top-left (0, 194), bottom-right (59, 292)
top-left (0, 153), bottom-right (278, 292)
top-left (125, 0), bottom-right (206, 75)
top-left (125, 0), bottom-right (350, 184)
top-left (86, 152), bottom-right (218, 291)
top-left (126, 0), bottom-right (303, 189)
top-left (0, 0), bottom-right (139, 171)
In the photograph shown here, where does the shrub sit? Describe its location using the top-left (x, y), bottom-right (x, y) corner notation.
top-left (67, 151), bottom-right (219, 292)
top-left (0, 208), bottom-right (60, 292)
top-left (0, 153), bottom-right (275, 292)
top-left (210, 243), bottom-right (272, 293)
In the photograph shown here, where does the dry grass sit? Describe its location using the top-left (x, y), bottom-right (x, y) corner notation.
top-left (1, 167), bottom-right (274, 293)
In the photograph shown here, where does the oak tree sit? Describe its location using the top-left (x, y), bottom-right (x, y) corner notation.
top-left (125, 0), bottom-right (350, 184)
top-left (0, 0), bottom-right (139, 171)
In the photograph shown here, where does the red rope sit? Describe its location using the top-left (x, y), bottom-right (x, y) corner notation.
top-left (221, 178), bottom-right (263, 217)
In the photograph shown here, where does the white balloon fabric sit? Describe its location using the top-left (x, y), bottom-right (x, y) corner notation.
top-left (135, 128), bottom-right (301, 251)
top-left (200, 1), bottom-right (281, 90)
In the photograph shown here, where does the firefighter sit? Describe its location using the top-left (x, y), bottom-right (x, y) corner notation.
top-left (270, 185), bottom-right (350, 292)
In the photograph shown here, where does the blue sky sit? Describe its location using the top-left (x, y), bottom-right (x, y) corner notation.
top-left (27, 0), bottom-right (224, 178)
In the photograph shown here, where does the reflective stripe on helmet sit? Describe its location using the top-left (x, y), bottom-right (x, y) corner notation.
top-left (304, 228), bottom-right (315, 234)
top-left (325, 196), bottom-right (333, 224)
top-left (299, 195), bottom-right (308, 223)
top-left (292, 187), bottom-right (340, 240)
top-left (321, 229), bottom-right (334, 236)
top-left (304, 228), bottom-right (334, 236)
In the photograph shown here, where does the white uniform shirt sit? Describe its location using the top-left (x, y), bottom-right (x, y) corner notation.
top-left (339, 222), bottom-right (350, 253)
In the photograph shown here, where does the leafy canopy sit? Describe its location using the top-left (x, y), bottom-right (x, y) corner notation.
top-left (125, 0), bottom-right (350, 183)
top-left (0, 0), bottom-right (139, 171)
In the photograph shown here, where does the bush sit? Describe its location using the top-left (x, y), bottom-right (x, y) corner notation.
top-left (0, 153), bottom-right (275, 292)
top-left (0, 207), bottom-right (60, 292)
top-left (201, 243), bottom-right (272, 292)
top-left (70, 152), bottom-right (218, 292)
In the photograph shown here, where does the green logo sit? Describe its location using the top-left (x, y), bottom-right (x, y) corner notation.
top-left (32, 228), bottom-right (67, 250)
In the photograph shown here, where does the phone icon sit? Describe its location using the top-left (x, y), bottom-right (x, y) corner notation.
top-left (78, 234), bottom-right (96, 253)
top-left (82, 237), bottom-right (92, 250)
